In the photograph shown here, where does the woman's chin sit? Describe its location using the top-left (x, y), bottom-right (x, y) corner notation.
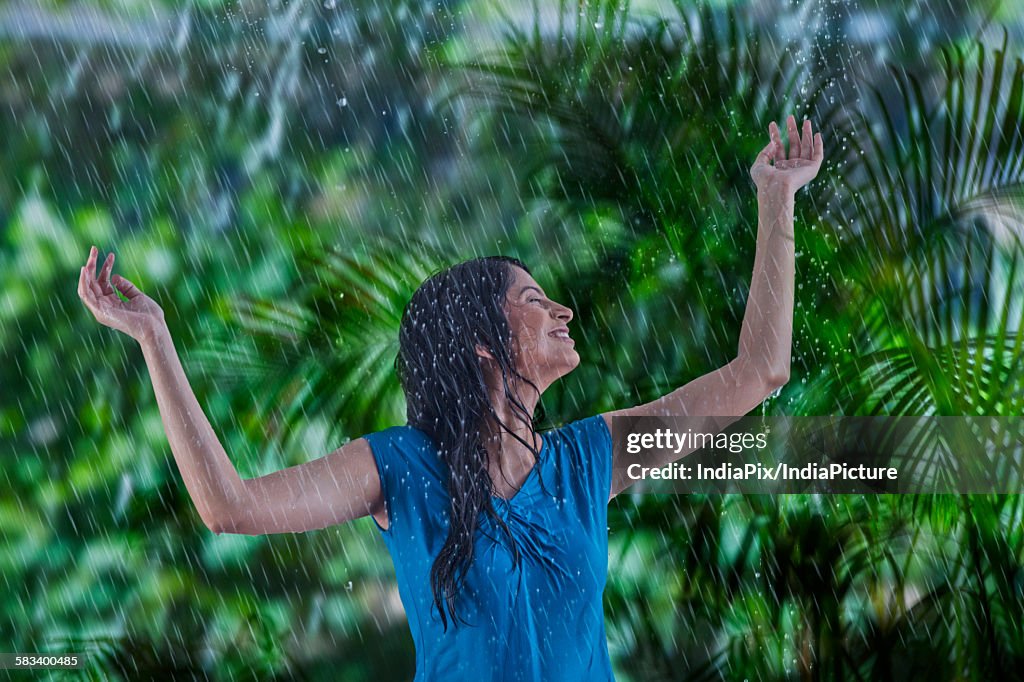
top-left (563, 350), bottom-right (581, 372)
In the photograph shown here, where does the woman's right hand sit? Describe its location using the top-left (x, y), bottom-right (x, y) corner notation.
top-left (78, 245), bottom-right (166, 344)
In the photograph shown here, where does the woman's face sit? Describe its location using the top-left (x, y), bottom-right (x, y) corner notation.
top-left (498, 266), bottom-right (579, 388)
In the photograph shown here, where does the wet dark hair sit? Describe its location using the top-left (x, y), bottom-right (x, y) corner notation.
top-left (394, 256), bottom-right (546, 631)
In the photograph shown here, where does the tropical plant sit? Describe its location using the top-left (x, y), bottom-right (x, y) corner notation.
top-left (190, 239), bottom-right (446, 450)
top-left (803, 30), bottom-right (1024, 419)
top-left (426, 1), bottom-right (1024, 679)
top-left (434, 0), bottom-right (859, 420)
top-left (6, 0), bottom-right (1022, 679)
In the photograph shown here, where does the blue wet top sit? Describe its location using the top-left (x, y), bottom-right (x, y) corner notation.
top-left (363, 414), bottom-right (615, 682)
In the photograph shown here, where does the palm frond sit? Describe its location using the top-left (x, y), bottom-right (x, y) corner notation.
top-left (190, 236), bottom-right (445, 454)
top-left (807, 227), bottom-right (1024, 416)
top-left (438, 0), bottom-right (813, 234)
top-left (798, 32), bottom-right (1024, 417)
top-left (833, 30), bottom-right (1024, 255)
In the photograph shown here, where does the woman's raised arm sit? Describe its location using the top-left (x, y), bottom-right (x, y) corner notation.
top-left (77, 246), bottom-right (385, 535)
top-left (602, 115), bottom-right (824, 498)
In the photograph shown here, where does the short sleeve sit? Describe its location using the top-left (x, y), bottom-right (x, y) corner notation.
top-left (361, 425), bottom-right (446, 538)
top-left (560, 414), bottom-right (615, 509)
top-left (362, 427), bottom-right (403, 535)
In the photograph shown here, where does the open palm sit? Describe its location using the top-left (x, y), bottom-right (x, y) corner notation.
top-left (77, 246), bottom-right (165, 343)
top-left (749, 114), bottom-right (824, 193)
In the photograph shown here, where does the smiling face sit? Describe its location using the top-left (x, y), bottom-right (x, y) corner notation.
top-left (494, 265), bottom-right (580, 391)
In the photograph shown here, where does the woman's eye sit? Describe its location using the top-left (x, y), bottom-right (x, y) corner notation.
top-left (530, 298), bottom-right (542, 303)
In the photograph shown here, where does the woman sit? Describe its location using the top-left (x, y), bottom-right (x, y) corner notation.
top-left (77, 115), bottom-right (823, 680)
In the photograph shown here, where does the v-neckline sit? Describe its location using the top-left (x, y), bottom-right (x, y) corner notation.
top-left (490, 434), bottom-right (546, 504)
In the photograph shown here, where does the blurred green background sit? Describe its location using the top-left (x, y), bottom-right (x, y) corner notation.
top-left (2, 0), bottom-right (1024, 679)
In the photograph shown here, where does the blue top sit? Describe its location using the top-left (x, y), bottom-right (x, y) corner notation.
top-left (363, 414), bottom-right (615, 682)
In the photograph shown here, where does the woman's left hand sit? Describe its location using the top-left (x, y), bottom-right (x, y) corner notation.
top-left (749, 114), bottom-right (824, 195)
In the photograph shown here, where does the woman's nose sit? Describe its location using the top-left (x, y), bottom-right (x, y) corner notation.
top-left (552, 302), bottom-right (573, 322)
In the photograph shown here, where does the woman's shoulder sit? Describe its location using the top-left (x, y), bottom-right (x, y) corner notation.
top-left (364, 422), bottom-right (430, 440)
top-left (542, 414), bottom-right (614, 506)
top-left (362, 423), bottom-right (436, 455)
top-left (542, 414), bottom-right (612, 453)
top-left (360, 424), bottom-right (448, 534)
top-left (360, 421), bottom-right (452, 481)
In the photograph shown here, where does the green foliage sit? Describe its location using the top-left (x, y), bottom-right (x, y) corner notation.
top-left (3, 0), bottom-right (1023, 680)
top-left (439, 0), bottom-right (828, 416)
top-left (429, 0), bottom-right (1024, 678)
top-left (809, 30), bottom-right (1024, 418)
top-left (191, 239), bottom-right (446, 449)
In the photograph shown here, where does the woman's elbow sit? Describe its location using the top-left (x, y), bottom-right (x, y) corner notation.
top-left (203, 510), bottom-right (238, 535)
top-left (734, 365), bottom-right (788, 414)
top-left (749, 361), bottom-right (789, 393)
top-left (734, 356), bottom-right (789, 393)
top-left (766, 367), bottom-right (790, 389)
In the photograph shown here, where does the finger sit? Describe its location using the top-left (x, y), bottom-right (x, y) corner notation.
top-left (79, 267), bottom-right (102, 317)
top-left (770, 122), bottom-right (782, 164)
top-left (83, 253), bottom-right (105, 300)
top-left (98, 252), bottom-right (115, 295)
top-left (83, 247), bottom-right (99, 294)
top-left (84, 247), bottom-right (107, 300)
top-left (78, 266), bottom-right (87, 300)
top-left (769, 121), bottom-right (784, 163)
top-left (786, 115), bottom-right (799, 160)
top-left (754, 141), bottom-right (774, 165)
top-left (112, 274), bottom-right (141, 299)
top-left (801, 119), bottom-right (813, 160)
top-left (88, 273), bottom-right (106, 302)
top-left (79, 264), bottom-right (97, 304)
top-left (813, 131), bottom-right (824, 162)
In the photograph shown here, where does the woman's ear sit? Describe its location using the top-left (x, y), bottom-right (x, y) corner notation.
top-left (475, 343), bottom-right (495, 361)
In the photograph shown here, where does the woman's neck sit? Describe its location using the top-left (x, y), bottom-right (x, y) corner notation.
top-left (480, 378), bottom-right (539, 443)
top-left (480, 412), bottom-right (542, 498)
